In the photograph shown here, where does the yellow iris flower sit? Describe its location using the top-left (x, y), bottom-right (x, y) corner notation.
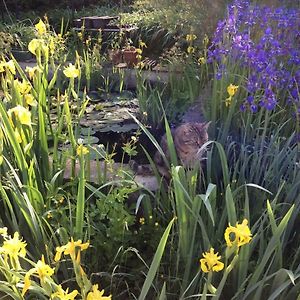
top-left (14, 128), bottom-right (22, 143)
top-left (54, 238), bottom-right (89, 262)
top-left (224, 219), bottom-right (252, 248)
top-left (63, 63), bottom-right (80, 78)
top-left (28, 39), bottom-right (48, 56)
top-left (227, 84), bottom-right (239, 97)
top-left (25, 65), bottom-right (41, 79)
top-left (138, 40), bottom-right (147, 48)
top-left (6, 60), bottom-right (16, 74)
top-left (51, 285), bottom-right (78, 300)
top-left (0, 232), bottom-right (27, 268)
top-left (0, 60), bottom-right (16, 75)
top-left (0, 227), bottom-right (8, 237)
top-left (35, 19), bottom-right (47, 35)
top-left (186, 34), bottom-right (197, 42)
top-left (76, 144), bottom-right (89, 156)
top-left (25, 94), bottom-right (37, 107)
top-left (8, 105), bottom-right (32, 126)
top-left (87, 284), bottom-right (112, 300)
top-left (200, 248), bottom-right (224, 273)
top-left (28, 39), bottom-right (41, 55)
top-left (0, 62), bottom-right (4, 72)
top-left (135, 48), bottom-right (142, 55)
top-left (198, 57), bottom-right (206, 65)
top-left (22, 255), bottom-right (54, 296)
top-left (14, 79), bottom-right (31, 95)
top-left (187, 46), bottom-right (195, 54)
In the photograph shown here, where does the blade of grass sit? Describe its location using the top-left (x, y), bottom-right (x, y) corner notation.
top-left (138, 217), bottom-right (175, 300)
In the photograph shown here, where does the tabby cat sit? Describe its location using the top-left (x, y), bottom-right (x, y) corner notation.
top-left (154, 122), bottom-right (211, 178)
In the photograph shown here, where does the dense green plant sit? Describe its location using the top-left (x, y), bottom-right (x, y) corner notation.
top-left (0, 227), bottom-right (112, 299)
top-left (205, 0), bottom-right (300, 143)
top-left (124, 0), bottom-right (227, 46)
top-left (0, 31), bottom-right (14, 53)
top-left (0, 2), bottom-right (299, 299)
top-left (130, 108), bottom-right (300, 298)
top-left (0, 20), bottom-right (36, 50)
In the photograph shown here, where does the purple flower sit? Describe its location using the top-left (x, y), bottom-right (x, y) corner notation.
top-left (240, 103), bottom-right (247, 111)
top-left (207, 0), bottom-right (300, 113)
top-left (250, 104), bottom-right (258, 113)
top-left (265, 27), bottom-right (272, 35)
top-left (246, 95), bottom-right (254, 104)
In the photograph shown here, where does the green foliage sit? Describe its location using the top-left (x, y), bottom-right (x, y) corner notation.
top-left (0, 5), bottom-right (299, 300)
top-left (124, 0), bottom-right (228, 48)
top-left (0, 20), bottom-right (36, 50)
top-left (0, 31), bottom-right (14, 53)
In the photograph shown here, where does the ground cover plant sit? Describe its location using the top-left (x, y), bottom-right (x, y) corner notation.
top-left (0, 0), bottom-right (299, 299)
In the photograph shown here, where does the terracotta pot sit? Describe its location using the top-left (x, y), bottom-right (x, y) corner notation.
top-left (108, 49), bottom-right (123, 65)
top-left (122, 47), bottom-right (138, 67)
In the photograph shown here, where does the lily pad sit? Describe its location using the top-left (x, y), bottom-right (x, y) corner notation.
top-left (80, 127), bottom-right (96, 136)
top-left (79, 136), bottom-right (99, 144)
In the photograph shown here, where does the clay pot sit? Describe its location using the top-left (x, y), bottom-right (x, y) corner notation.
top-left (108, 49), bottom-right (123, 65)
top-left (122, 47), bottom-right (138, 67)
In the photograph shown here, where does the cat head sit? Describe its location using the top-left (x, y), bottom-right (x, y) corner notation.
top-left (178, 121), bottom-right (211, 146)
top-left (194, 121), bottom-right (211, 144)
top-left (173, 121), bottom-right (212, 166)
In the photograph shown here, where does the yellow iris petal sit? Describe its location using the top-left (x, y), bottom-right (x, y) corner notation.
top-left (6, 60), bottom-right (16, 75)
top-left (186, 34), bottom-right (197, 42)
top-left (199, 248), bottom-right (224, 273)
top-left (25, 65), bottom-right (41, 79)
top-left (55, 238), bottom-right (89, 262)
top-left (212, 261), bottom-right (225, 272)
top-left (25, 94), bottom-right (37, 107)
top-left (22, 273), bottom-right (31, 296)
top-left (0, 227), bottom-right (8, 237)
top-left (51, 285), bottom-right (78, 300)
top-left (227, 84), bottom-right (239, 97)
top-left (18, 106), bottom-right (31, 126)
top-left (28, 39), bottom-right (40, 55)
top-left (28, 39), bottom-right (47, 56)
top-left (224, 219), bottom-right (252, 248)
top-left (87, 284), bottom-right (112, 300)
top-left (76, 144), bottom-right (89, 156)
top-left (14, 128), bottom-right (22, 143)
top-left (63, 63), bottom-right (80, 78)
top-left (54, 247), bottom-right (64, 262)
top-left (187, 46), bottom-right (195, 54)
top-left (36, 255), bottom-right (55, 281)
top-left (35, 19), bottom-right (47, 35)
top-left (198, 57), bottom-right (206, 64)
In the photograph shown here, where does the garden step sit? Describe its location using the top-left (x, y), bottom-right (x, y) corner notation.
top-left (51, 157), bottom-right (158, 191)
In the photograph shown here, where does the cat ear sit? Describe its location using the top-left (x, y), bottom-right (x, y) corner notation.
top-left (202, 121), bottom-right (211, 130)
